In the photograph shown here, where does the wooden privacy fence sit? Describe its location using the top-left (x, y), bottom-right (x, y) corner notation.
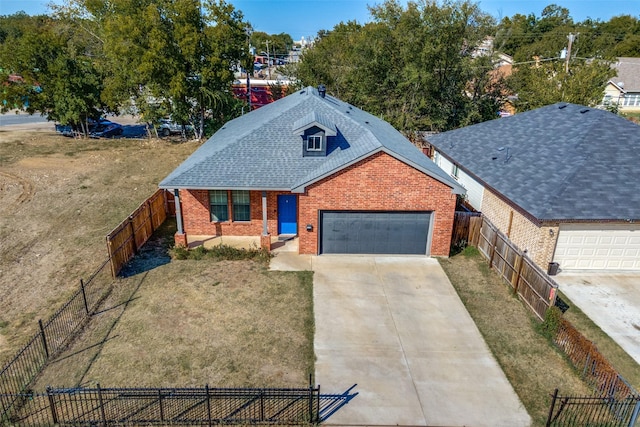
top-left (462, 215), bottom-right (558, 320)
top-left (451, 211), bottom-right (481, 249)
top-left (106, 189), bottom-right (174, 277)
top-left (3, 385), bottom-right (321, 426)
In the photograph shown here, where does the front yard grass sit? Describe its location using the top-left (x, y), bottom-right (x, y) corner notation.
top-left (34, 226), bottom-right (315, 389)
top-left (439, 247), bottom-right (591, 427)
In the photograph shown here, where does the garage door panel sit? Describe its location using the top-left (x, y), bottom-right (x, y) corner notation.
top-left (321, 211), bottom-right (430, 255)
top-left (554, 224), bottom-right (640, 271)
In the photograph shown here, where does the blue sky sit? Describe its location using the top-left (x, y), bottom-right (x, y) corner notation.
top-left (1, 0), bottom-right (638, 39)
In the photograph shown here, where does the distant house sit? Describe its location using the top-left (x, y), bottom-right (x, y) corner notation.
top-left (602, 57), bottom-right (640, 113)
top-left (427, 103), bottom-right (640, 271)
top-left (160, 86), bottom-right (464, 256)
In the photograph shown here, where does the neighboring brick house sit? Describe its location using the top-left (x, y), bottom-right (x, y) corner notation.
top-left (428, 103), bottom-right (640, 271)
top-left (159, 86), bottom-right (464, 256)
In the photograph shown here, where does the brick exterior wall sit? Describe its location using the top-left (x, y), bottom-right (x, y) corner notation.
top-left (176, 152), bottom-right (457, 256)
top-left (298, 152), bottom-right (456, 256)
top-left (481, 189), bottom-right (559, 268)
top-left (178, 189), bottom-right (290, 236)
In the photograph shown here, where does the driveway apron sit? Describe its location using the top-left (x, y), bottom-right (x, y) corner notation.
top-left (313, 256), bottom-right (530, 427)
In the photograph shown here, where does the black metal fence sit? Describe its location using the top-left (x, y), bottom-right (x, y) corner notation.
top-left (2, 385), bottom-right (321, 426)
top-left (0, 259), bottom-right (114, 419)
top-left (546, 389), bottom-right (640, 427)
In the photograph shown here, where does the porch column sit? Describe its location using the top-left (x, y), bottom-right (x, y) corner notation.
top-left (174, 189), bottom-right (184, 234)
top-left (261, 191), bottom-right (268, 235)
top-left (260, 191), bottom-right (271, 251)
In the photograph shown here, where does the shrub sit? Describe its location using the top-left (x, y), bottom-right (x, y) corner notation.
top-left (169, 244), bottom-right (272, 264)
top-left (539, 306), bottom-right (563, 340)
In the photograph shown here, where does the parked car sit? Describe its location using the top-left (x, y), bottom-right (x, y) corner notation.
top-left (157, 119), bottom-right (193, 137)
top-left (88, 118), bottom-right (123, 138)
top-left (55, 118), bottom-right (123, 138)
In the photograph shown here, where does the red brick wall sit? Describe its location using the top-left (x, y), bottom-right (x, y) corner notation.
top-left (178, 189), bottom-right (292, 236)
top-left (298, 152), bottom-right (456, 255)
top-left (177, 152), bottom-right (457, 256)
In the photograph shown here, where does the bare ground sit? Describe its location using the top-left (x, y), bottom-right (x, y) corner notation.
top-left (0, 127), bottom-right (200, 363)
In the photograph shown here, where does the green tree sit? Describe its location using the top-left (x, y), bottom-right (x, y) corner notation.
top-left (507, 58), bottom-right (615, 110)
top-left (297, 0), bottom-right (501, 131)
top-left (0, 13), bottom-right (106, 133)
top-left (74, 0), bottom-right (249, 138)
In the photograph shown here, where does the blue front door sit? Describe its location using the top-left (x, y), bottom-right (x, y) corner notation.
top-left (278, 195), bottom-right (297, 235)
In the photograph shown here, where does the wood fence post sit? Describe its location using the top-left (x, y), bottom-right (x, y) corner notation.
top-left (39, 319), bottom-right (49, 359)
top-left (147, 200), bottom-right (154, 233)
top-left (106, 236), bottom-right (117, 278)
top-left (513, 254), bottom-right (524, 295)
top-left (129, 216), bottom-right (137, 254)
top-left (489, 229), bottom-right (499, 269)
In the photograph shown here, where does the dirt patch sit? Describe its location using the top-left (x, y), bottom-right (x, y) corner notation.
top-left (0, 129), bottom-right (199, 363)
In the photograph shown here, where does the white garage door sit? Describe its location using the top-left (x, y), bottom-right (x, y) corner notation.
top-left (553, 224), bottom-right (640, 270)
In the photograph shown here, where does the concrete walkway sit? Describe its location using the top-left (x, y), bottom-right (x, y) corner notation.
top-left (272, 254), bottom-right (530, 427)
top-left (554, 272), bottom-right (640, 366)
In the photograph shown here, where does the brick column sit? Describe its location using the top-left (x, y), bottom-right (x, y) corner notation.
top-left (175, 232), bottom-right (188, 247)
top-left (260, 234), bottom-right (271, 251)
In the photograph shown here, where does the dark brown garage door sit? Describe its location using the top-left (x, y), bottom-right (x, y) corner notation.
top-left (320, 211), bottom-right (431, 255)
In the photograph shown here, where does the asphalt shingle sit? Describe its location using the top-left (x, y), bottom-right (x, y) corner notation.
top-left (427, 103), bottom-right (640, 221)
top-left (160, 86), bottom-right (463, 194)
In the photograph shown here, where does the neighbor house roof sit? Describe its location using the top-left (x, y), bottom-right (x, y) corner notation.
top-left (160, 86), bottom-right (464, 194)
top-left (427, 103), bottom-right (640, 222)
top-left (611, 57), bottom-right (640, 92)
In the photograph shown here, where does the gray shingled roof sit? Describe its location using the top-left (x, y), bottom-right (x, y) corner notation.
top-left (612, 57), bottom-right (640, 92)
top-left (160, 86), bottom-right (464, 194)
top-left (427, 103), bottom-right (640, 222)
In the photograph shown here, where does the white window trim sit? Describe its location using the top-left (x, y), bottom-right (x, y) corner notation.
top-left (307, 135), bottom-right (322, 151)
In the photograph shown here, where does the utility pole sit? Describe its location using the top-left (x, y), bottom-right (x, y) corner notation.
top-left (565, 33), bottom-right (576, 73)
top-left (245, 26), bottom-right (252, 111)
top-left (265, 40), bottom-right (271, 80)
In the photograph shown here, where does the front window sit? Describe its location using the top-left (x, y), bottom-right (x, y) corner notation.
top-left (307, 135), bottom-right (322, 151)
top-left (232, 190), bottom-right (250, 221)
top-left (209, 190), bottom-right (228, 222)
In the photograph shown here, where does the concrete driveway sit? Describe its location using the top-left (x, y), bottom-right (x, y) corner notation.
top-left (311, 256), bottom-right (530, 427)
top-left (554, 272), bottom-right (640, 365)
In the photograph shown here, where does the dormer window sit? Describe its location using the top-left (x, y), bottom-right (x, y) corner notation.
top-left (307, 135), bottom-right (322, 151)
top-left (292, 111), bottom-right (337, 158)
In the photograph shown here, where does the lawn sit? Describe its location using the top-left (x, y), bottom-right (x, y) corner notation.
top-left (439, 247), bottom-right (592, 427)
top-left (33, 223), bottom-right (315, 389)
top-left (0, 128), bottom-right (199, 363)
top-left (0, 128), bottom-right (315, 391)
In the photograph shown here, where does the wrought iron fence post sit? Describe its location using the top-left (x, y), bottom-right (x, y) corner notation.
top-left (38, 319), bottom-right (49, 359)
top-left (315, 384), bottom-right (321, 424)
top-left (546, 388), bottom-right (558, 427)
top-left (97, 384), bottom-right (107, 426)
top-left (629, 397), bottom-right (640, 427)
top-left (158, 389), bottom-right (164, 422)
top-left (81, 278), bottom-right (90, 315)
top-left (46, 387), bottom-right (59, 425)
top-left (260, 390), bottom-right (265, 422)
top-left (205, 384), bottom-right (212, 427)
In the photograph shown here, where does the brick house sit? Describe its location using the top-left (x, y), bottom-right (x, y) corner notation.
top-left (159, 86), bottom-right (464, 256)
top-left (427, 103), bottom-right (640, 271)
